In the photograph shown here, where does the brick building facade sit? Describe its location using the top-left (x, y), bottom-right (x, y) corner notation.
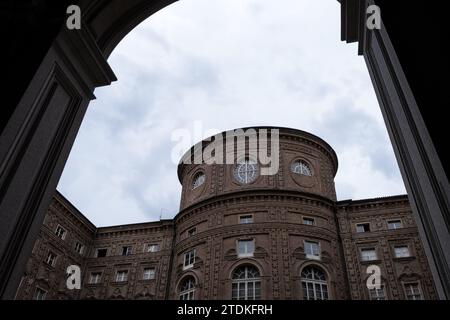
top-left (14, 127), bottom-right (437, 300)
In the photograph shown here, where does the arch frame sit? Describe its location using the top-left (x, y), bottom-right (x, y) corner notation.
top-left (0, 0), bottom-right (449, 300)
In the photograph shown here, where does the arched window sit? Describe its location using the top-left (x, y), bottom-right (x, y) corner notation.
top-left (179, 276), bottom-right (196, 300)
top-left (231, 265), bottom-right (261, 300)
top-left (291, 160), bottom-right (312, 176)
top-left (301, 266), bottom-right (329, 300)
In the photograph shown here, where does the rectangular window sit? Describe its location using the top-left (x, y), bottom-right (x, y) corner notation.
top-left (143, 268), bottom-right (156, 280)
top-left (34, 287), bottom-right (47, 300)
top-left (148, 244), bottom-right (160, 253)
top-left (369, 285), bottom-right (386, 300)
top-left (237, 239), bottom-right (255, 257)
top-left (122, 246), bottom-right (132, 256)
top-left (187, 228), bottom-right (197, 237)
top-left (356, 223), bottom-right (370, 233)
top-left (116, 270), bottom-right (128, 282)
top-left (74, 242), bottom-right (84, 255)
top-left (89, 272), bottom-right (102, 284)
top-left (388, 220), bottom-right (403, 230)
top-left (404, 282), bottom-right (423, 300)
top-left (55, 225), bottom-right (67, 240)
top-left (96, 248), bottom-right (107, 257)
top-left (183, 250), bottom-right (196, 269)
top-left (394, 246), bottom-right (411, 258)
top-left (361, 248), bottom-right (378, 261)
top-left (303, 217), bottom-right (315, 226)
top-left (239, 215), bottom-right (253, 224)
top-left (304, 241), bottom-right (320, 259)
top-left (45, 252), bottom-right (57, 266)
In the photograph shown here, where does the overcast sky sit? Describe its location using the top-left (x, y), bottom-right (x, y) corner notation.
top-left (57, 0), bottom-right (406, 227)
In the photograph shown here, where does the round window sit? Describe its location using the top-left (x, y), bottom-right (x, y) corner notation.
top-left (291, 160), bottom-right (313, 176)
top-left (192, 172), bottom-right (205, 189)
top-left (234, 160), bottom-right (259, 184)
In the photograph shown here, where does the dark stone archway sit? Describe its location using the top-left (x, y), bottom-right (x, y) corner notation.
top-left (0, 0), bottom-right (449, 299)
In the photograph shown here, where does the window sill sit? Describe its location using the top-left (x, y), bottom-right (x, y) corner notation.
top-left (86, 283), bottom-right (102, 286)
top-left (360, 259), bottom-right (381, 265)
top-left (306, 255), bottom-right (321, 260)
top-left (393, 256), bottom-right (415, 262)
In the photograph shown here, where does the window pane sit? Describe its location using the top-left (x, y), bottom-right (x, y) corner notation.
top-left (361, 248), bottom-right (377, 261)
top-left (248, 282), bottom-right (254, 300)
top-left (239, 284), bottom-right (245, 300)
top-left (356, 223), bottom-right (370, 233)
top-left (388, 220), bottom-right (402, 229)
top-left (301, 267), bottom-right (328, 300)
top-left (231, 266), bottom-right (261, 300)
top-left (238, 240), bottom-right (254, 256)
top-left (302, 282), bottom-right (308, 299)
top-left (395, 246), bottom-right (410, 258)
top-left (307, 283), bottom-right (315, 300)
top-left (255, 281), bottom-right (261, 299)
top-left (232, 283), bottom-right (238, 300)
top-left (240, 215), bottom-right (253, 224)
top-left (305, 241), bottom-right (319, 256)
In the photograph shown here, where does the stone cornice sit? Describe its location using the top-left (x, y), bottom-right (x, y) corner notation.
top-left (174, 221), bottom-right (339, 253)
top-left (339, 227), bottom-right (419, 240)
top-left (175, 189), bottom-right (336, 224)
top-left (337, 194), bottom-right (410, 213)
top-left (52, 191), bottom-right (97, 234)
top-left (53, 25), bottom-right (117, 93)
top-left (95, 220), bottom-right (174, 238)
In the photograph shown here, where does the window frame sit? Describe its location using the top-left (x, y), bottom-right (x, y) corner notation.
top-left (360, 247), bottom-right (378, 262)
top-left (237, 239), bottom-right (255, 258)
top-left (394, 245), bottom-right (411, 258)
top-left (74, 241), bottom-right (84, 255)
top-left (192, 172), bottom-right (206, 189)
top-left (291, 159), bottom-right (313, 176)
top-left (302, 217), bottom-right (315, 226)
top-left (369, 285), bottom-right (387, 300)
top-left (179, 277), bottom-right (196, 300)
top-left (143, 267), bottom-right (156, 280)
top-left (122, 246), bottom-right (132, 256)
top-left (233, 159), bottom-right (260, 184)
top-left (356, 222), bottom-right (371, 233)
top-left (403, 282), bottom-right (423, 300)
top-left (304, 240), bottom-right (320, 260)
top-left (55, 224), bottom-right (67, 240)
top-left (34, 287), bottom-right (47, 300)
top-left (183, 249), bottom-right (196, 270)
top-left (45, 251), bottom-right (57, 267)
top-left (231, 265), bottom-right (262, 300)
top-left (115, 270), bottom-right (129, 282)
top-left (95, 248), bottom-right (107, 258)
top-left (187, 227), bottom-right (197, 238)
top-left (89, 272), bottom-right (102, 284)
top-left (147, 243), bottom-right (160, 253)
top-left (301, 266), bottom-right (329, 300)
top-left (387, 219), bottom-right (403, 230)
top-left (239, 214), bottom-right (254, 224)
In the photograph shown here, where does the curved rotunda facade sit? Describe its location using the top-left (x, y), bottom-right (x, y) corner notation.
top-left (15, 127), bottom-right (437, 300)
top-left (173, 127), bottom-right (345, 300)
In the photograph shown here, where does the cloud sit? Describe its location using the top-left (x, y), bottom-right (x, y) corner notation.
top-left (57, 0), bottom-right (406, 227)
